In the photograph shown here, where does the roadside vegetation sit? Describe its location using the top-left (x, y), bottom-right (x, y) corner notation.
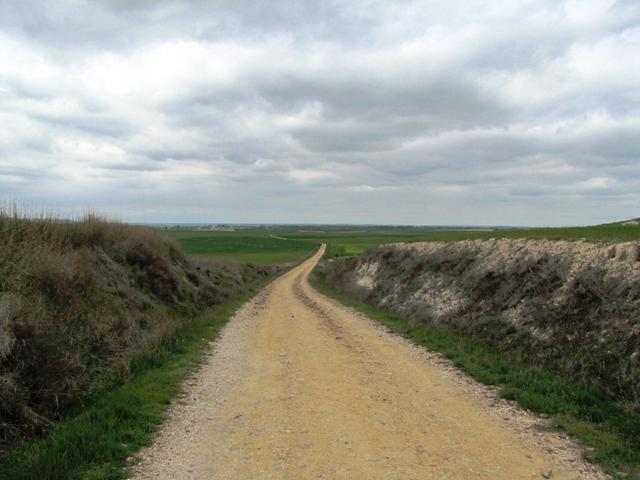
top-left (312, 269), bottom-right (640, 479)
top-left (0, 288), bottom-right (261, 480)
top-left (0, 210), bottom-right (279, 477)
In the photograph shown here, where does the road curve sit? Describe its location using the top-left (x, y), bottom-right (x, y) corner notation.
top-left (132, 245), bottom-right (607, 480)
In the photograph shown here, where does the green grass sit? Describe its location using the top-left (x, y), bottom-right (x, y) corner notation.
top-left (311, 270), bottom-right (640, 479)
top-left (163, 230), bottom-right (317, 264)
top-left (0, 286), bottom-right (263, 480)
top-left (162, 223), bottom-right (640, 264)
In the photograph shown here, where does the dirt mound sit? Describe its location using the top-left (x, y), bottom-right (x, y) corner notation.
top-left (0, 214), bottom-right (279, 449)
top-left (324, 239), bottom-right (640, 410)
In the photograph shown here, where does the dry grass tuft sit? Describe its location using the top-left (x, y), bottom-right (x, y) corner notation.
top-left (0, 210), bottom-right (276, 449)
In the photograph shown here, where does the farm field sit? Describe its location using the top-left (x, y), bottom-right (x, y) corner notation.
top-left (162, 222), bottom-right (640, 264)
top-left (164, 230), bottom-right (317, 264)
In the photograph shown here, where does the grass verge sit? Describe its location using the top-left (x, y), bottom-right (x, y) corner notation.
top-left (0, 286), bottom-right (263, 480)
top-left (311, 269), bottom-right (640, 479)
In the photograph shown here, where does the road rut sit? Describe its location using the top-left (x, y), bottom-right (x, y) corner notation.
top-left (132, 246), bottom-right (607, 479)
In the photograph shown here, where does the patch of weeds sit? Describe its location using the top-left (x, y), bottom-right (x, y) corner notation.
top-left (0, 287), bottom-right (262, 480)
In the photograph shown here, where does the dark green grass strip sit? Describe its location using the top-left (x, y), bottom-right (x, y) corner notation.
top-left (0, 288), bottom-right (262, 480)
top-left (311, 270), bottom-right (640, 480)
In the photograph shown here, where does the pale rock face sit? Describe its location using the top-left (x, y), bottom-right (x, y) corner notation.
top-left (409, 275), bottom-right (467, 319)
top-left (354, 261), bottom-right (379, 289)
top-left (328, 238), bottom-right (640, 409)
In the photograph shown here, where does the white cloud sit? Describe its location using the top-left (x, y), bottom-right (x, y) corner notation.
top-left (576, 176), bottom-right (618, 190)
top-left (287, 169), bottom-right (337, 183)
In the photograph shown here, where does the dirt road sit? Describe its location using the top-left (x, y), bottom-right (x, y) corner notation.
top-left (133, 246), bottom-right (607, 479)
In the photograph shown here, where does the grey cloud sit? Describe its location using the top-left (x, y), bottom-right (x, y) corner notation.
top-left (31, 113), bottom-right (134, 138)
top-left (261, 76), bottom-right (509, 125)
top-left (159, 69), bottom-right (512, 158)
top-left (0, 165), bottom-right (50, 179)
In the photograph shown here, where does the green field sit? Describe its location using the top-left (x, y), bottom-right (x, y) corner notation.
top-left (162, 223), bottom-right (640, 264)
top-left (163, 230), bottom-right (318, 264)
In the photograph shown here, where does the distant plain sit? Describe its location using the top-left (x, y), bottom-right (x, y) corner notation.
top-left (162, 223), bottom-right (640, 264)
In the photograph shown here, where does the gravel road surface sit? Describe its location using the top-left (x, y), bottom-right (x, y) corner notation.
top-left (132, 246), bottom-right (607, 479)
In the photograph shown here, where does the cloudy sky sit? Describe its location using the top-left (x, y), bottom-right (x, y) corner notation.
top-left (1, 0), bottom-right (639, 225)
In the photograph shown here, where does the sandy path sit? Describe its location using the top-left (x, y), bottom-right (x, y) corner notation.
top-left (132, 246), bottom-right (607, 479)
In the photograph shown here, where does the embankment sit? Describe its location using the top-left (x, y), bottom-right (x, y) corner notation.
top-left (0, 214), bottom-right (280, 449)
top-left (322, 239), bottom-right (640, 410)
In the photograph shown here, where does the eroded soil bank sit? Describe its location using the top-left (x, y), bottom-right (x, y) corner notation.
top-left (323, 239), bottom-right (640, 411)
top-left (0, 216), bottom-right (281, 449)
